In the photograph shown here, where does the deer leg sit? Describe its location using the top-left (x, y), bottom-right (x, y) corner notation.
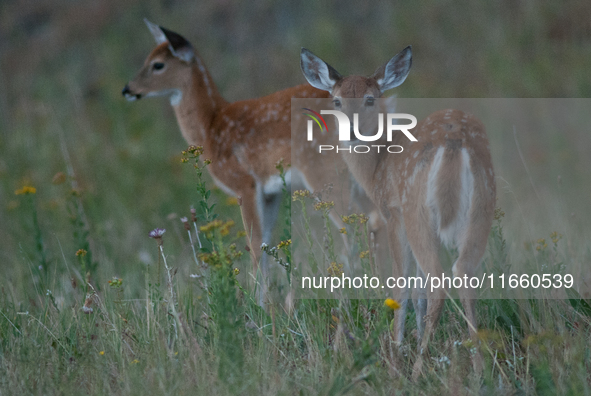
top-left (259, 190), bottom-right (283, 247)
top-left (412, 265), bottom-right (428, 342)
top-left (405, 216), bottom-right (446, 380)
top-left (238, 186), bottom-right (266, 307)
top-left (453, 222), bottom-right (489, 375)
top-left (385, 212), bottom-right (412, 346)
top-left (255, 184), bottom-right (284, 306)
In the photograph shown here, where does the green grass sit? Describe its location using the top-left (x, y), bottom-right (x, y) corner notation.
top-left (2, 141), bottom-right (590, 394)
top-left (2, 1), bottom-right (591, 394)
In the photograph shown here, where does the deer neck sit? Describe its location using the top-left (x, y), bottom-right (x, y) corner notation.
top-left (341, 148), bottom-right (382, 199)
top-left (172, 56), bottom-right (227, 147)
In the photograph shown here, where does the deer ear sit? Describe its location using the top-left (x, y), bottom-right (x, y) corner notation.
top-left (372, 46), bottom-right (412, 92)
top-left (160, 27), bottom-right (194, 63)
top-left (144, 18), bottom-right (167, 45)
top-left (300, 48), bottom-right (342, 93)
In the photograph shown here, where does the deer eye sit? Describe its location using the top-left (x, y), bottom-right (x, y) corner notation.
top-left (365, 97), bottom-right (375, 106)
top-left (153, 62), bottom-right (165, 71)
top-left (332, 99), bottom-right (342, 108)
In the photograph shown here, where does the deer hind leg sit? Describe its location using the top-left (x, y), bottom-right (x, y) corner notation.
top-left (453, 213), bottom-right (491, 374)
top-left (412, 265), bottom-right (428, 342)
top-left (405, 210), bottom-right (446, 380)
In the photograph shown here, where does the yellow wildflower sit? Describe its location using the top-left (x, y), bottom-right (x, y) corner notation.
top-left (292, 189), bottom-right (311, 201)
top-left (220, 220), bottom-right (235, 236)
top-left (76, 249), bottom-right (87, 257)
top-left (199, 219), bottom-right (235, 235)
top-left (200, 220), bottom-right (223, 233)
top-left (15, 186), bottom-right (36, 195)
top-left (99, 351), bottom-right (105, 356)
top-left (233, 268), bottom-right (240, 275)
top-left (277, 239), bottom-right (292, 249)
top-left (341, 213), bottom-right (368, 224)
top-left (327, 262), bottom-right (344, 277)
top-left (359, 250), bottom-right (370, 259)
top-left (339, 227), bottom-right (347, 234)
top-left (384, 298), bottom-right (401, 310)
top-left (199, 252), bottom-right (218, 265)
top-left (341, 215), bottom-right (355, 224)
top-left (494, 207), bottom-right (505, 221)
top-left (550, 231), bottom-right (562, 244)
top-left (314, 200), bottom-right (334, 211)
top-left (187, 145), bottom-right (204, 156)
top-left (535, 238), bottom-right (548, 251)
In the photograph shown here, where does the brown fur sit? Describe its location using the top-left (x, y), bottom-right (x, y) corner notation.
top-left (311, 66), bottom-right (496, 378)
top-left (332, 75), bottom-right (382, 99)
top-left (125, 34), bottom-right (385, 306)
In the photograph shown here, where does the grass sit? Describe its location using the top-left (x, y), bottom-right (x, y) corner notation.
top-left (2, 141), bottom-right (590, 394)
top-left (2, 0), bottom-right (591, 394)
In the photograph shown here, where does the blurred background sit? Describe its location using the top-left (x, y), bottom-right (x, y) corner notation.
top-left (1, 0), bottom-right (590, 298)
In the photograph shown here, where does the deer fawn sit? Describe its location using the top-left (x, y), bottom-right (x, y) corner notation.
top-left (300, 47), bottom-right (496, 377)
top-left (122, 20), bottom-right (379, 306)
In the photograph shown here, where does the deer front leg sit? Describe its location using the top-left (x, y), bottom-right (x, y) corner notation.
top-left (237, 186), bottom-right (266, 307)
top-left (257, 184), bottom-right (284, 305)
top-left (385, 210), bottom-right (412, 346)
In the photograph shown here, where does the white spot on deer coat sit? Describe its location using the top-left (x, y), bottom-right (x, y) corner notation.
top-left (264, 170), bottom-right (291, 195)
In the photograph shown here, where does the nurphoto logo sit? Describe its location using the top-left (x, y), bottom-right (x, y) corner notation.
top-left (303, 108), bottom-right (418, 153)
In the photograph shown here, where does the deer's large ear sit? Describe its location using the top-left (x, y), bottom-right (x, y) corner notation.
top-left (144, 19), bottom-right (194, 62)
top-left (372, 46), bottom-right (412, 93)
top-left (144, 18), bottom-right (167, 45)
top-left (300, 48), bottom-right (342, 93)
top-left (160, 27), bottom-right (194, 63)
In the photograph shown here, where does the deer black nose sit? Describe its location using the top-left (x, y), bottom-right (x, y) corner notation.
top-left (122, 85), bottom-right (131, 96)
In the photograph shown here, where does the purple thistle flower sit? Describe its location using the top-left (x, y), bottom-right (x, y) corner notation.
top-left (149, 228), bottom-right (166, 246)
top-left (149, 228), bottom-right (166, 238)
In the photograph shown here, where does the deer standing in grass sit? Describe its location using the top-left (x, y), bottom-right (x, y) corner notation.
top-left (122, 20), bottom-right (378, 306)
top-left (300, 47), bottom-right (495, 377)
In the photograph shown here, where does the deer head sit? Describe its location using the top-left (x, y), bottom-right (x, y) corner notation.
top-left (122, 19), bottom-right (196, 105)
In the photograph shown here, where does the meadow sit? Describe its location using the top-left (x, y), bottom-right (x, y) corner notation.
top-left (1, 0), bottom-right (591, 394)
